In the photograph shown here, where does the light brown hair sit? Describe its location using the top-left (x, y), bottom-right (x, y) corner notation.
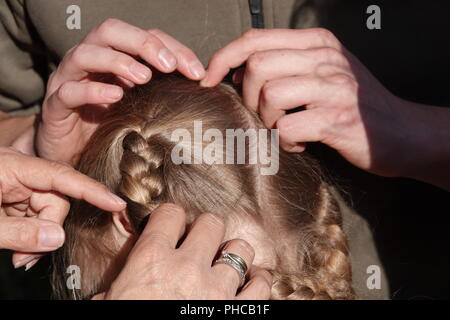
top-left (52, 75), bottom-right (355, 300)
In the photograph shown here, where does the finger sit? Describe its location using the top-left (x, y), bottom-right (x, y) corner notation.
top-left (29, 191), bottom-right (70, 226)
top-left (212, 239), bottom-right (255, 294)
top-left (148, 29), bottom-right (206, 80)
top-left (45, 81), bottom-right (124, 121)
top-left (180, 213), bottom-right (225, 263)
top-left (0, 216), bottom-right (64, 252)
top-left (12, 192), bottom-right (70, 269)
top-left (84, 19), bottom-right (177, 72)
top-left (11, 155), bottom-right (126, 212)
top-left (237, 267), bottom-right (272, 300)
top-left (276, 108), bottom-right (329, 152)
top-left (259, 75), bottom-right (343, 129)
top-left (242, 48), bottom-right (351, 110)
top-left (116, 76), bottom-right (135, 88)
top-left (56, 44), bottom-right (152, 85)
top-left (12, 252), bottom-right (42, 270)
top-left (130, 203), bottom-right (186, 257)
top-left (3, 201), bottom-right (29, 217)
top-left (202, 28), bottom-right (342, 87)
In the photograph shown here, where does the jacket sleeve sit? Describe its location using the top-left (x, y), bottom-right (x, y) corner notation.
top-left (0, 0), bottom-right (48, 116)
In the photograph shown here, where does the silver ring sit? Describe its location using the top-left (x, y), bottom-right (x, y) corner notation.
top-left (214, 251), bottom-right (248, 287)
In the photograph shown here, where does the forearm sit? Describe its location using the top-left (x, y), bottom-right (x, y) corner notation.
top-left (399, 100), bottom-right (450, 191)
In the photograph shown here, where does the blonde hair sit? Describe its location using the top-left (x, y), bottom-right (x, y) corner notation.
top-left (52, 75), bottom-right (355, 300)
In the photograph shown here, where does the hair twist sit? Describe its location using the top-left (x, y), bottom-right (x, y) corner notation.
top-left (271, 184), bottom-right (356, 300)
top-left (118, 129), bottom-right (167, 218)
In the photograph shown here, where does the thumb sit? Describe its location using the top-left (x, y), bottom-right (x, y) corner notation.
top-left (0, 217), bottom-right (65, 252)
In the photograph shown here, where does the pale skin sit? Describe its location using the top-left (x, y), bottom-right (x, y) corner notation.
top-left (8, 24), bottom-right (449, 190)
top-left (201, 28), bottom-right (450, 191)
top-left (1, 19), bottom-right (270, 300)
top-left (36, 18), bottom-right (207, 164)
top-left (94, 204), bottom-right (272, 300)
top-left (0, 147), bottom-right (126, 269)
top-left (1, 21), bottom-right (448, 298)
top-left (0, 147), bottom-right (270, 299)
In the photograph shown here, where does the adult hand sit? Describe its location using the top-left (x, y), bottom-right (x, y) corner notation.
top-left (0, 147), bottom-right (126, 269)
top-left (96, 204), bottom-right (272, 300)
top-left (201, 28), bottom-right (428, 179)
top-left (37, 19), bottom-right (206, 165)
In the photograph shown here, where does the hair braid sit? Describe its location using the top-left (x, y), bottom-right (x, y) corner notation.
top-left (118, 128), bottom-right (168, 221)
top-left (271, 183), bottom-right (356, 300)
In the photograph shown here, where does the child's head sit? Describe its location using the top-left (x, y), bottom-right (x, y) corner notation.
top-left (52, 75), bottom-right (355, 300)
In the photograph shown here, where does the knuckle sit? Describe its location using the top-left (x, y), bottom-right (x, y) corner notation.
top-left (330, 106), bottom-right (357, 127)
top-left (148, 28), bottom-right (163, 37)
top-left (315, 63), bottom-right (340, 78)
top-left (155, 203), bottom-right (185, 219)
top-left (246, 52), bottom-right (266, 74)
top-left (141, 33), bottom-right (159, 51)
top-left (319, 47), bottom-right (342, 63)
top-left (56, 82), bottom-right (72, 103)
top-left (242, 28), bottom-right (264, 40)
top-left (148, 28), bottom-right (164, 35)
top-left (209, 49), bottom-right (225, 65)
top-left (260, 82), bottom-right (279, 105)
top-left (329, 74), bottom-right (358, 99)
top-left (145, 232), bottom-right (172, 248)
top-left (97, 18), bottom-right (120, 35)
top-left (314, 28), bottom-right (337, 45)
top-left (327, 73), bottom-right (355, 87)
top-left (132, 234), bottom-right (168, 261)
top-left (70, 44), bottom-right (89, 67)
top-left (178, 47), bottom-right (196, 60)
top-left (111, 54), bottom-right (132, 72)
top-left (49, 160), bottom-right (74, 177)
top-left (85, 83), bottom-right (103, 101)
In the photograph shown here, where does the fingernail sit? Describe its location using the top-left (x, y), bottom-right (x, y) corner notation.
top-left (189, 61), bottom-right (206, 79)
top-left (38, 225), bottom-right (65, 250)
top-left (25, 259), bottom-right (39, 271)
top-left (200, 76), bottom-right (210, 87)
top-left (129, 62), bottom-right (151, 82)
top-left (14, 255), bottom-right (36, 269)
top-left (108, 193), bottom-right (127, 208)
top-left (103, 87), bottom-right (123, 100)
top-left (158, 48), bottom-right (177, 70)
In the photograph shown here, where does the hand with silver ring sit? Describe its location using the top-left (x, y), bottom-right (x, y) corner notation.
top-left (94, 203), bottom-right (272, 300)
top-left (214, 251), bottom-right (248, 287)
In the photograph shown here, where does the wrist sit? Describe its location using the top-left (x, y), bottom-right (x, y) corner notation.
top-left (397, 99), bottom-right (450, 190)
